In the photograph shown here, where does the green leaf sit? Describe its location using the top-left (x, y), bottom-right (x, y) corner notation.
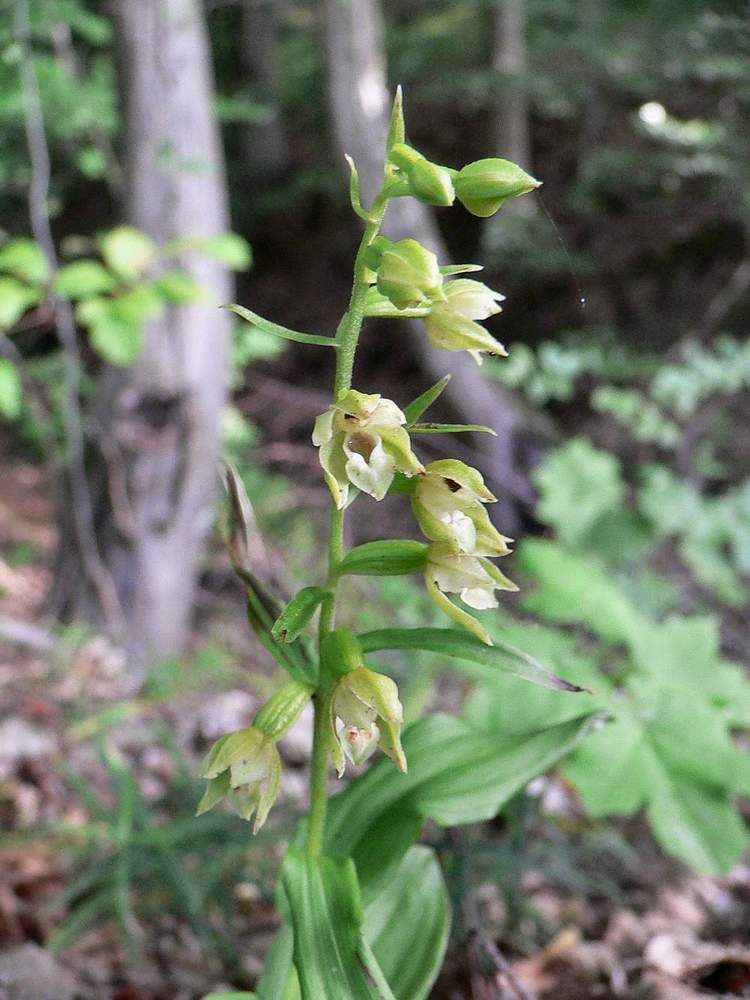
top-left (335, 540), bottom-right (428, 578)
top-left (256, 925), bottom-right (299, 1000)
top-left (0, 238), bottom-right (49, 283)
top-left (386, 85), bottom-right (405, 153)
top-left (272, 587), bottom-right (329, 643)
top-left (403, 375), bottom-right (451, 424)
top-left (200, 233), bottom-right (253, 270)
top-left (517, 539), bottom-right (644, 644)
top-left (54, 260), bottom-right (116, 298)
top-left (81, 300), bottom-right (143, 365)
top-left (0, 358), bottom-right (22, 420)
top-left (438, 263), bottom-right (483, 275)
top-left (100, 226), bottom-right (157, 280)
top-left (408, 421), bottom-right (496, 435)
top-left (326, 712), bottom-right (596, 897)
top-left (359, 627), bottom-right (590, 693)
top-left (202, 994), bottom-right (258, 999)
top-left (564, 692), bottom-right (750, 874)
top-left (280, 850), bottom-right (383, 999)
top-left (463, 624), bottom-right (605, 734)
top-left (363, 846), bottom-right (450, 1000)
top-left (153, 271), bottom-right (201, 303)
top-left (533, 439), bottom-right (625, 547)
top-left (0, 277), bottom-right (40, 329)
top-left (345, 156), bottom-right (370, 221)
top-left (224, 304), bottom-right (337, 347)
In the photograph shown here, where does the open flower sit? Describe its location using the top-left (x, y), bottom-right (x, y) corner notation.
top-left (328, 666), bottom-right (406, 777)
top-left (313, 389), bottom-right (423, 508)
top-left (423, 279), bottom-right (507, 364)
top-left (197, 726), bottom-right (281, 833)
top-left (412, 459), bottom-right (512, 558)
top-left (424, 541), bottom-right (518, 645)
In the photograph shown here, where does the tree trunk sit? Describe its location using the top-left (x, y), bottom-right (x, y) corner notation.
top-left (490, 0), bottom-right (531, 170)
top-left (321, 0), bottom-right (528, 532)
top-left (240, 0), bottom-right (287, 177)
top-left (74, 0), bottom-right (232, 668)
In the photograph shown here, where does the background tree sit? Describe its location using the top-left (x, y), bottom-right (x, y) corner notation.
top-left (65, 0), bottom-right (234, 666)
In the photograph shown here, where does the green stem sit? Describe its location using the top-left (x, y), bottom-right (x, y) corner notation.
top-left (304, 186), bottom-right (390, 856)
top-left (305, 689), bottom-right (331, 855)
top-left (334, 193), bottom-right (389, 398)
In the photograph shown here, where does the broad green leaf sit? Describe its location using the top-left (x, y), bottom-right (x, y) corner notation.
top-left (403, 375), bottom-right (451, 424)
top-left (280, 850), bottom-right (382, 999)
top-left (408, 421), bottom-right (496, 435)
top-left (272, 587), bottom-right (329, 643)
top-left (326, 712), bottom-right (596, 896)
top-left (462, 624), bottom-right (605, 735)
top-left (225, 304), bottom-right (337, 347)
top-left (78, 285), bottom-right (163, 365)
top-left (564, 692), bottom-right (750, 874)
top-left (335, 540), bottom-right (428, 578)
top-left (0, 358), bottom-right (22, 419)
top-left (631, 615), bottom-right (750, 727)
top-left (100, 226), bottom-right (156, 280)
top-left (358, 627), bottom-right (590, 693)
top-left (517, 539), bottom-right (644, 644)
top-left (54, 259), bottom-right (116, 297)
top-left (0, 277), bottom-right (39, 329)
top-left (364, 846), bottom-right (450, 1000)
top-left (256, 924), bottom-right (299, 1000)
top-left (533, 438), bottom-right (625, 547)
top-left (0, 238), bottom-right (49, 283)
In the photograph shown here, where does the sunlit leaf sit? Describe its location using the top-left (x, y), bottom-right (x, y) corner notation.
top-left (0, 238), bottom-right (49, 283)
top-left (0, 358), bottom-right (22, 419)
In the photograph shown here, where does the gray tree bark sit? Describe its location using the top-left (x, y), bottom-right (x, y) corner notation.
top-left (322, 0), bottom-right (528, 532)
top-left (240, 0), bottom-right (288, 176)
top-left (490, 0), bottom-right (531, 170)
top-left (97, 0), bottom-right (233, 666)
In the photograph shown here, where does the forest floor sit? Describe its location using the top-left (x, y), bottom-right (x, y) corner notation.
top-left (1, 449), bottom-right (750, 1000)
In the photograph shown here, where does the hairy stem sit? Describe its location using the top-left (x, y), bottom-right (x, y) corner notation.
top-left (304, 188), bottom-right (389, 855)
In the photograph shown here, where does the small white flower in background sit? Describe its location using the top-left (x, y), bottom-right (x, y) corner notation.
top-left (313, 389), bottom-right (423, 508)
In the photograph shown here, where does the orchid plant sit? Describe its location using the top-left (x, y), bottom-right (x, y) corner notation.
top-left (199, 91), bottom-right (593, 1000)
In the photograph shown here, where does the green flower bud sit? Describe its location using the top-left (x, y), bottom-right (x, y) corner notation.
top-left (254, 680), bottom-right (314, 739)
top-left (361, 235), bottom-right (393, 274)
top-left (327, 665), bottom-right (406, 777)
top-left (390, 143), bottom-right (455, 207)
top-left (455, 158), bottom-right (540, 217)
top-left (197, 726), bottom-right (281, 832)
top-left (321, 626), bottom-right (365, 680)
top-left (376, 238), bottom-right (443, 310)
